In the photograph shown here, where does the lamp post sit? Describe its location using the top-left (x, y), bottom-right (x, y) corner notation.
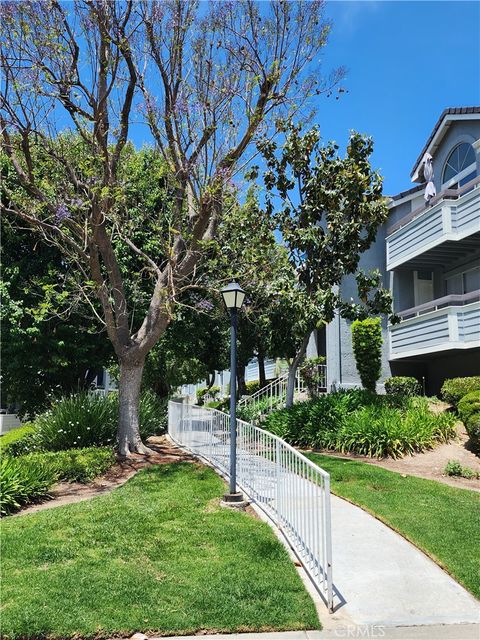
top-left (220, 281), bottom-right (246, 502)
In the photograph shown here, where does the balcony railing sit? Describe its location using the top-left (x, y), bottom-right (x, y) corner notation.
top-left (386, 176), bottom-right (480, 270)
top-left (389, 291), bottom-right (480, 359)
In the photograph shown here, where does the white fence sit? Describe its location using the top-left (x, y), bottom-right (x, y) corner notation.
top-left (168, 401), bottom-right (334, 611)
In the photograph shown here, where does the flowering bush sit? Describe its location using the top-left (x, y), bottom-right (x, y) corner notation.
top-left (15, 390), bottom-right (167, 453)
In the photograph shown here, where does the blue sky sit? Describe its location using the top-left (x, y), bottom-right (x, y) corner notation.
top-left (316, 0), bottom-right (480, 195)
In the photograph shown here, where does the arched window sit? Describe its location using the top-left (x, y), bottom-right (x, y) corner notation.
top-left (442, 142), bottom-right (476, 188)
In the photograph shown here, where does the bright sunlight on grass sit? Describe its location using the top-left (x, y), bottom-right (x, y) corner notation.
top-left (1, 462), bottom-right (319, 640)
top-left (306, 452), bottom-right (480, 599)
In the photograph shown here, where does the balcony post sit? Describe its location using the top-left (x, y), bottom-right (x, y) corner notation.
top-left (447, 309), bottom-right (459, 343)
top-left (441, 205), bottom-right (453, 233)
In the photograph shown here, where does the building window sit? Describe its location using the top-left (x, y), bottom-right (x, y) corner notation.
top-left (442, 142), bottom-right (477, 188)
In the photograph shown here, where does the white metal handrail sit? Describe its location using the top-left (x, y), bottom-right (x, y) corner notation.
top-left (238, 365), bottom-right (327, 414)
top-left (168, 400), bottom-right (334, 611)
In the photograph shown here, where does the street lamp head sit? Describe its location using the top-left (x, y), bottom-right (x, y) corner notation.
top-left (220, 281), bottom-right (246, 310)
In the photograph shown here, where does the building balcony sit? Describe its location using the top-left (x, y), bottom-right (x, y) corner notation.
top-left (386, 176), bottom-right (480, 271)
top-left (389, 290), bottom-right (480, 360)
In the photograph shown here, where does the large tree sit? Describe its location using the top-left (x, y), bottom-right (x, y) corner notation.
top-left (0, 0), bottom-right (342, 454)
top-left (255, 123), bottom-right (394, 406)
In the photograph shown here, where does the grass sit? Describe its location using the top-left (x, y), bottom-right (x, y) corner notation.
top-left (1, 462), bottom-right (318, 640)
top-left (306, 452), bottom-right (480, 599)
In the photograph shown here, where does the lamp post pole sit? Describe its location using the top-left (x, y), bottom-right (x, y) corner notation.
top-left (220, 281), bottom-right (246, 505)
top-left (229, 305), bottom-right (238, 494)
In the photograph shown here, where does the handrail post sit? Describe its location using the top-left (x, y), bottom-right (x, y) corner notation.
top-left (324, 474), bottom-right (334, 612)
top-left (276, 438), bottom-right (282, 528)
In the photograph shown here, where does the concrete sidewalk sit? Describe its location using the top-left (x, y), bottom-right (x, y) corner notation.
top-left (141, 626), bottom-right (480, 640)
top-left (174, 425), bottom-right (479, 629)
top-left (327, 494), bottom-right (479, 626)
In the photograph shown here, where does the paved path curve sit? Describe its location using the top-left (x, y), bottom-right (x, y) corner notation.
top-left (171, 411), bottom-right (480, 628)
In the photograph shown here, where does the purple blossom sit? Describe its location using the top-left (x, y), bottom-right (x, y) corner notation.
top-left (196, 299), bottom-right (214, 312)
top-left (55, 203), bottom-right (70, 225)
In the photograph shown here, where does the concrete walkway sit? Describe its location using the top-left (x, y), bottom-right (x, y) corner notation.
top-left (328, 494), bottom-right (479, 626)
top-left (144, 627), bottom-right (480, 640)
top-left (171, 415), bottom-right (480, 631)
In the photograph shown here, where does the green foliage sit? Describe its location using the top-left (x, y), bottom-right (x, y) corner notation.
top-left (0, 446), bottom-right (115, 515)
top-left (441, 377), bottom-right (480, 408)
top-left (21, 391), bottom-right (166, 453)
top-left (444, 460), bottom-right (479, 480)
top-left (236, 396), bottom-right (283, 424)
top-left (0, 456), bottom-right (57, 515)
top-left (196, 386), bottom-right (220, 406)
top-left (263, 392), bottom-right (455, 458)
top-left (384, 376), bottom-right (421, 397)
top-left (301, 357), bottom-right (326, 398)
top-left (337, 401), bottom-right (455, 458)
top-left (25, 447), bottom-right (116, 484)
top-left (0, 424), bottom-right (37, 456)
top-left (458, 390), bottom-right (480, 423)
top-left (0, 219), bottom-right (112, 418)
top-left (245, 380), bottom-right (261, 395)
top-left (458, 391), bottom-right (480, 450)
top-left (351, 318), bottom-right (383, 391)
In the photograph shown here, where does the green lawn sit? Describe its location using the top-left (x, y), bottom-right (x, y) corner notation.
top-left (306, 452), bottom-right (480, 599)
top-left (1, 463), bottom-right (319, 640)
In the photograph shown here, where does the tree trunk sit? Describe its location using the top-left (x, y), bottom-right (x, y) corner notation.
top-left (236, 363), bottom-right (247, 397)
top-left (257, 348), bottom-right (266, 388)
top-left (117, 358), bottom-right (152, 457)
top-left (285, 335), bottom-right (310, 408)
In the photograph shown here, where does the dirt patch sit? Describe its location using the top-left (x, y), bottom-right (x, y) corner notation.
top-left (13, 436), bottom-right (195, 517)
top-left (321, 422), bottom-right (480, 492)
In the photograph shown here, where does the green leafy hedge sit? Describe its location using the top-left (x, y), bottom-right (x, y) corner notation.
top-left (0, 447), bottom-right (115, 515)
top-left (196, 386), bottom-right (220, 405)
top-left (441, 377), bottom-right (480, 408)
top-left (351, 318), bottom-right (383, 391)
top-left (262, 391), bottom-right (455, 459)
top-left (384, 376), bottom-right (421, 397)
top-left (0, 424), bottom-right (37, 456)
top-left (458, 390), bottom-right (480, 450)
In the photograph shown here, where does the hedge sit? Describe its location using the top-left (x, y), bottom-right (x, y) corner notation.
top-left (351, 318), bottom-right (383, 392)
top-left (441, 376), bottom-right (480, 408)
top-left (458, 390), bottom-right (480, 451)
top-left (384, 376), bottom-right (421, 397)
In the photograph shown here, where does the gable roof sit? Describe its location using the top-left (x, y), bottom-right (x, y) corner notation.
top-left (410, 106), bottom-right (480, 181)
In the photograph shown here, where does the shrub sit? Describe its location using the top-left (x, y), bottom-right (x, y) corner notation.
top-left (262, 391), bottom-right (456, 459)
top-left (301, 357), bottom-right (326, 398)
top-left (29, 390), bottom-right (166, 453)
top-left (245, 380), bottom-right (260, 395)
top-left (337, 401), bottom-right (456, 458)
top-left (458, 391), bottom-right (480, 424)
top-left (236, 396), bottom-right (282, 424)
top-left (444, 460), bottom-right (479, 480)
top-left (458, 391), bottom-right (480, 451)
top-left (0, 446), bottom-right (116, 515)
top-left (263, 393), bottom-right (351, 448)
top-left (441, 377), bottom-right (480, 408)
top-left (351, 318), bottom-right (383, 392)
top-left (0, 423), bottom-right (40, 456)
top-left (25, 447), bottom-right (116, 483)
top-left (0, 456), bottom-right (57, 515)
top-left (196, 386), bottom-right (220, 405)
top-left (385, 376), bottom-right (421, 397)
